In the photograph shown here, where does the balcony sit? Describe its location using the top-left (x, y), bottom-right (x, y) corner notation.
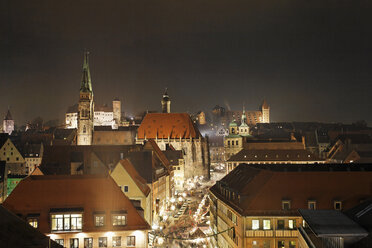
top-left (275, 230), bottom-right (298, 237)
top-left (246, 229), bottom-right (297, 238)
top-left (246, 230), bottom-right (274, 237)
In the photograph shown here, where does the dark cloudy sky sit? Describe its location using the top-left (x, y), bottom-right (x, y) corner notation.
top-left (1, 0), bottom-right (372, 125)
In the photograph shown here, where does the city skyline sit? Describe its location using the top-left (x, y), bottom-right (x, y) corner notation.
top-left (2, 0), bottom-right (372, 125)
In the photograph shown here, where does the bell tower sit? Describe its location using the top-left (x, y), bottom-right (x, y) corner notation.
top-left (3, 108), bottom-right (14, 135)
top-left (77, 51), bottom-right (94, 145)
top-left (261, 99), bottom-right (270, 123)
top-left (161, 88), bottom-right (171, 113)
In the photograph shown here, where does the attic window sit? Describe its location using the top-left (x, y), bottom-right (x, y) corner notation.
top-left (282, 200), bottom-right (291, 210)
top-left (334, 201), bottom-right (342, 210)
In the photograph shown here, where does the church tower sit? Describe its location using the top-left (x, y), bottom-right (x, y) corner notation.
top-left (112, 97), bottom-right (121, 128)
top-left (77, 51), bottom-right (94, 145)
top-left (239, 107), bottom-right (250, 136)
top-left (161, 88), bottom-right (171, 113)
top-left (3, 109), bottom-right (14, 135)
top-left (261, 99), bottom-right (270, 123)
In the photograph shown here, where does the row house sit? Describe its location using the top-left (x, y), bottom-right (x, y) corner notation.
top-left (3, 175), bottom-right (150, 248)
top-left (209, 163), bottom-right (372, 248)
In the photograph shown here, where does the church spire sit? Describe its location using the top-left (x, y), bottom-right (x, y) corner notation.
top-left (80, 51), bottom-right (93, 93)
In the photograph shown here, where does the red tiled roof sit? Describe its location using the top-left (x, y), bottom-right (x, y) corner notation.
top-left (210, 164), bottom-right (372, 216)
top-left (137, 113), bottom-right (201, 139)
top-left (3, 175), bottom-right (150, 233)
top-left (117, 159), bottom-right (151, 197)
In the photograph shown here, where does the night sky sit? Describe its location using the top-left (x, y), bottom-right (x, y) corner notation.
top-left (1, 0), bottom-right (372, 125)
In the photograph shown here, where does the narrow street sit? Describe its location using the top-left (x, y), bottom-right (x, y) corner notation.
top-left (152, 166), bottom-right (226, 247)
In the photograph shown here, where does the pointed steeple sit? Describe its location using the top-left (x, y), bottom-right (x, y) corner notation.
top-left (240, 105), bottom-right (247, 127)
top-left (4, 108), bottom-right (13, 120)
top-left (163, 88), bottom-right (170, 100)
top-left (261, 99), bottom-right (269, 109)
top-left (80, 51), bottom-right (93, 93)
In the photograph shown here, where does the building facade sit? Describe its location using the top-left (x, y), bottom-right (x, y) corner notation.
top-left (136, 113), bottom-right (210, 180)
top-left (3, 175), bottom-right (150, 248)
top-left (209, 164), bottom-right (372, 248)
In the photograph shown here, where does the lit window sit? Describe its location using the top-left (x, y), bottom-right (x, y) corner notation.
top-left (70, 238), bottom-right (79, 248)
top-left (112, 215), bottom-right (126, 226)
top-left (84, 238), bottom-right (93, 248)
top-left (98, 237), bottom-right (107, 248)
top-left (95, 215), bottom-right (105, 227)
top-left (308, 200), bottom-right (316, 210)
top-left (263, 220), bottom-right (271, 230)
top-left (252, 240), bottom-right (258, 248)
top-left (289, 220), bottom-right (296, 229)
top-left (282, 200), bottom-right (291, 210)
top-left (55, 239), bottom-right (64, 246)
top-left (112, 236), bottom-right (121, 247)
top-left (334, 201), bottom-right (342, 210)
top-left (28, 218), bottom-right (38, 228)
top-left (252, 219), bottom-right (259, 230)
top-left (289, 241), bottom-right (296, 248)
top-left (127, 236), bottom-right (136, 247)
top-left (278, 240), bottom-right (285, 248)
top-left (51, 213), bottom-right (82, 232)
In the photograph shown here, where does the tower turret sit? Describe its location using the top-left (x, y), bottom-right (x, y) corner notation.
top-left (77, 51), bottom-right (94, 145)
top-left (112, 97), bottom-right (121, 128)
top-left (161, 88), bottom-right (171, 113)
top-left (239, 106), bottom-right (250, 136)
top-left (261, 99), bottom-right (270, 123)
top-left (3, 108), bottom-right (14, 135)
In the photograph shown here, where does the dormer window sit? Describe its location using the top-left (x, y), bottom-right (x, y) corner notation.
top-left (27, 217), bottom-right (38, 228)
top-left (94, 213), bottom-right (105, 227)
top-left (112, 212), bottom-right (127, 226)
top-left (308, 200), bottom-right (316, 210)
top-left (282, 200), bottom-right (291, 210)
top-left (334, 201), bottom-right (342, 210)
top-left (51, 211), bottom-right (83, 232)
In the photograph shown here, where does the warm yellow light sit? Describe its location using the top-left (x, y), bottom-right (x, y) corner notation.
top-left (77, 232), bottom-right (86, 238)
top-left (158, 237), bottom-right (164, 245)
top-left (48, 234), bottom-right (57, 240)
top-left (105, 232), bottom-right (114, 238)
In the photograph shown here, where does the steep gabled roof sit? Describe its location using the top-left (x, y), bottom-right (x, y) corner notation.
top-left (137, 113), bottom-right (201, 139)
top-left (0, 133), bottom-right (9, 148)
top-left (0, 205), bottom-right (62, 248)
top-left (145, 139), bottom-right (172, 173)
top-left (116, 159), bottom-right (151, 197)
top-left (210, 164), bottom-right (372, 216)
top-left (3, 175), bottom-right (150, 233)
